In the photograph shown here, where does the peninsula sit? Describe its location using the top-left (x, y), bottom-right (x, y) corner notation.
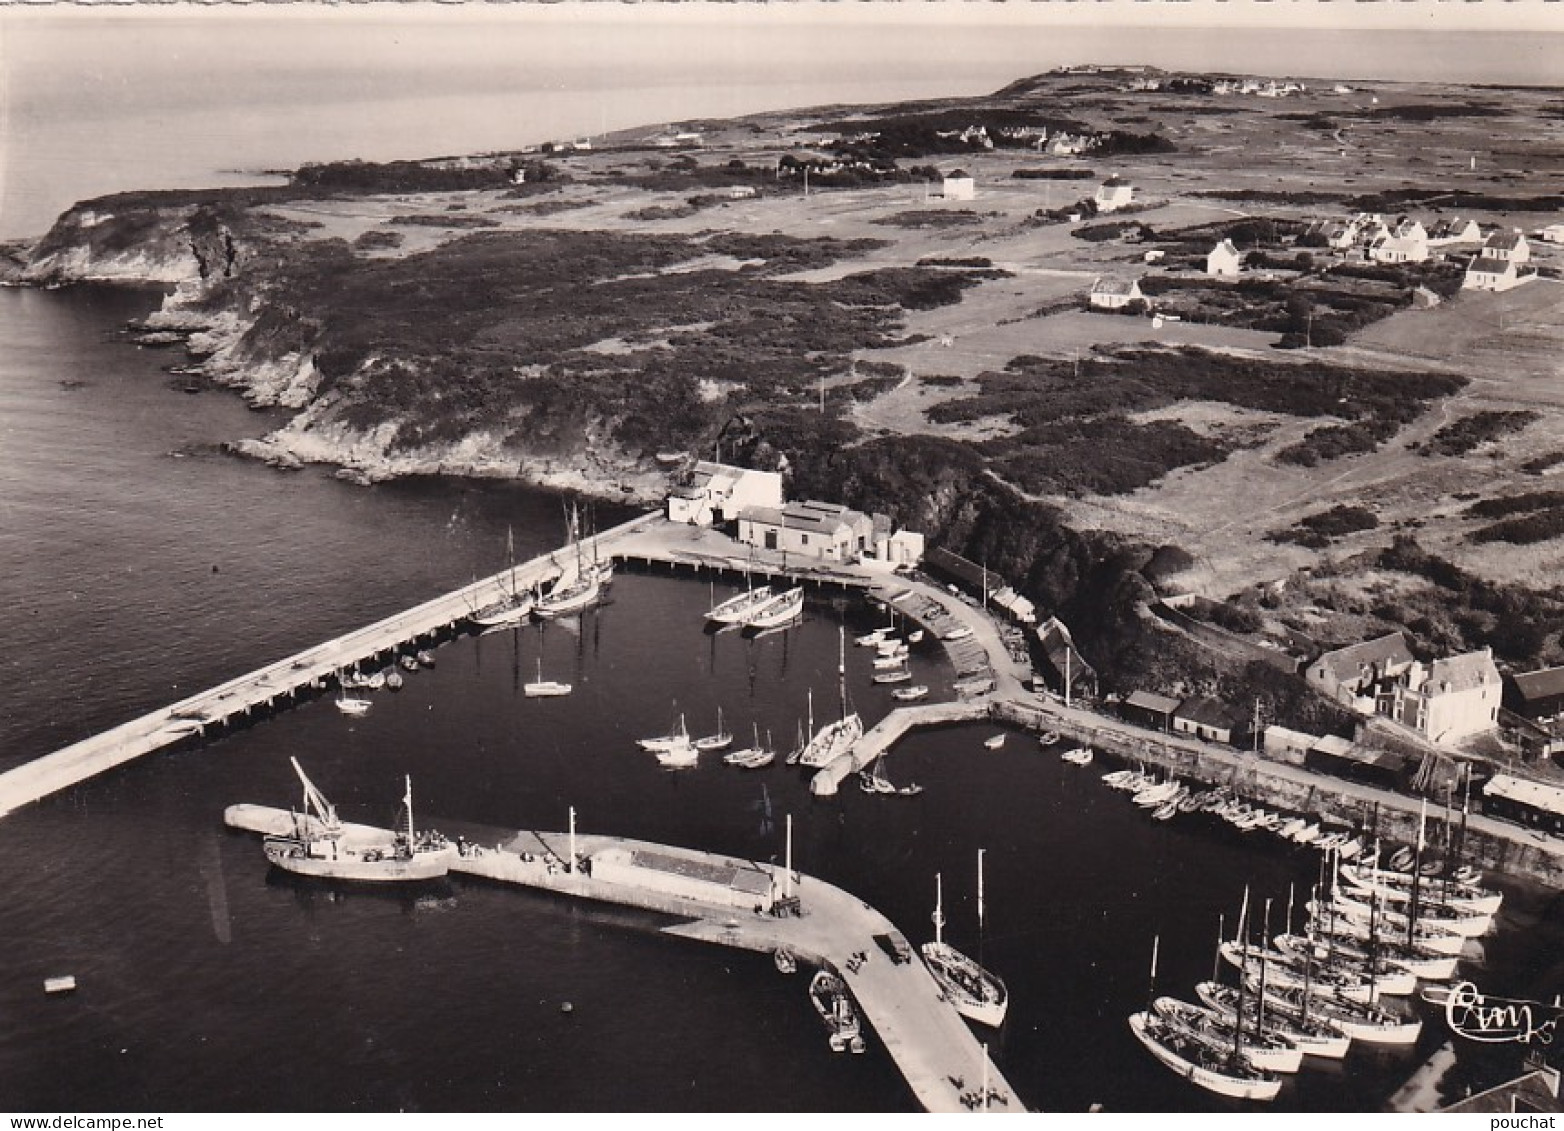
top-left (14, 65), bottom-right (1564, 754)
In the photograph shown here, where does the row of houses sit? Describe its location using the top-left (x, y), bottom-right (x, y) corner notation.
top-left (665, 461), bottom-right (924, 568)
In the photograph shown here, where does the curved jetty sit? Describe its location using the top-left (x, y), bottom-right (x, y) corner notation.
top-left (225, 805), bottom-right (1022, 1114)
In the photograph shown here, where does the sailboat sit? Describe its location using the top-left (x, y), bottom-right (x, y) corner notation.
top-left (262, 759), bottom-right (454, 882)
top-left (335, 672), bottom-right (372, 716)
top-left (920, 862), bottom-right (1008, 1028)
top-left (523, 656), bottom-right (572, 698)
top-left (1128, 935), bottom-right (1281, 1102)
top-left (707, 581), bottom-right (777, 626)
top-left (796, 627), bottom-right (864, 768)
top-left (471, 527), bottom-right (537, 628)
top-left (533, 503), bottom-right (603, 619)
top-left (694, 707), bottom-right (733, 752)
top-left (638, 712), bottom-right (691, 752)
top-left (740, 586), bottom-right (804, 631)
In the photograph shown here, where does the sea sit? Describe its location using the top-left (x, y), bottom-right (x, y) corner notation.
top-left (2, 9), bottom-right (1563, 1115)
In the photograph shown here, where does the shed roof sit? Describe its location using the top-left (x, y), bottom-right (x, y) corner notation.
top-left (1485, 773), bottom-right (1564, 820)
top-left (1125, 690), bottom-right (1181, 715)
top-left (1175, 696), bottom-right (1243, 729)
top-left (1515, 665), bottom-right (1564, 704)
top-left (1092, 276), bottom-right (1141, 296)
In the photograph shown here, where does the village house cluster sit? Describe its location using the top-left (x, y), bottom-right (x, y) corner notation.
top-left (1088, 196), bottom-right (1553, 312)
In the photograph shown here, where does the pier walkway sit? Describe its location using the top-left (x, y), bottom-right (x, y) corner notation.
top-left (810, 700), bottom-right (990, 797)
top-left (223, 807), bottom-right (1021, 1114)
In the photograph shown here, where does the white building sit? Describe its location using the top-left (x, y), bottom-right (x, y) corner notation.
top-left (1464, 255), bottom-right (1525, 292)
top-left (666, 462), bottom-right (784, 527)
top-left (1089, 277), bottom-right (1145, 310)
top-left (941, 169), bottom-right (976, 201)
top-left (1206, 239), bottom-right (1243, 278)
top-left (1428, 217), bottom-right (1483, 246)
top-left (1484, 230), bottom-right (1531, 263)
top-left (1306, 632), bottom-right (1416, 712)
top-left (1376, 648), bottom-right (1502, 746)
top-left (736, 500), bottom-right (876, 563)
top-left (1094, 176), bottom-right (1135, 213)
top-left (1540, 223), bottom-right (1564, 245)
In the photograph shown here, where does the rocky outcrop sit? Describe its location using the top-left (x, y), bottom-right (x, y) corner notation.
top-left (23, 198), bottom-right (245, 287)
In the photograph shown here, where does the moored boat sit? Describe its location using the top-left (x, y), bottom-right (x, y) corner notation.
top-left (706, 584), bottom-right (776, 626)
top-left (1195, 981), bottom-right (1351, 1060)
top-left (809, 970), bottom-right (866, 1054)
top-left (1128, 1011), bottom-right (1281, 1102)
top-left (1152, 996), bottom-right (1303, 1074)
top-left (891, 684), bottom-right (929, 701)
top-left (741, 586), bottom-right (803, 631)
top-left (920, 868), bottom-right (1007, 1028)
top-left (262, 759), bottom-right (454, 883)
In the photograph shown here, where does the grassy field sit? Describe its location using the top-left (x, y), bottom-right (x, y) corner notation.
top-left (65, 66), bottom-right (1564, 693)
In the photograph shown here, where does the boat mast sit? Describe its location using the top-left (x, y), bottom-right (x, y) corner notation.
top-left (784, 813), bottom-right (794, 900)
top-left (1408, 798), bottom-right (1427, 950)
top-left (403, 775), bottom-right (415, 844)
top-left (932, 872), bottom-right (946, 947)
top-left (977, 848), bottom-right (988, 967)
top-left (569, 805), bottom-right (577, 874)
top-left (837, 624), bottom-right (848, 721)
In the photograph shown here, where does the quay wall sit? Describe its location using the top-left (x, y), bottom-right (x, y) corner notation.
top-left (991, 698), bottom-right (1564, 889)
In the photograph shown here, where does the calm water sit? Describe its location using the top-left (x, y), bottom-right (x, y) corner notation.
top-left (3, 11), bottom-right (1562, 238)
top-left (2, 285), bottom-right (1562, 1112)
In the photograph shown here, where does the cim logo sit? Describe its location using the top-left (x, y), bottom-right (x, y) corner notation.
top-left (1445, 981), bottom-right (1561, 1046)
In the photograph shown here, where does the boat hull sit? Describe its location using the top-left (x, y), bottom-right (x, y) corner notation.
top-left (264, 838), bottom-right (453, 882)
top-left (1128, 1013), bottom-right (1281, 1102)
top-left (921, 941), bottom-right (1008, 1028)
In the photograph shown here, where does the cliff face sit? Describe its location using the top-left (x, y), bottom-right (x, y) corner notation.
top-left (24, 199), bottom-right (242, 286)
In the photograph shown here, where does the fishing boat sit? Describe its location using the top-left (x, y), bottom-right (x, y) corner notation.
top-left (873, 650), bottom-right (908, 670)
top-left (920, 867), bottom-right (1008, 1028)
top-left (694, 707), bottom-right (733, 752)
top-left (1152, 996), bottom-right (1302, 1074)
top-left (1038, 730), bottom-right (1062, 747)
top-left (1338, 862), bottom-right (1502, 916)
top-left (335, 679), bottom-right (372, 717)
top-left (741, 587), bottom-right (804, 631)
top-left (341, 669), bottom-right (385, 690)
top-left (262, 759), bottom-right (454, 882)
top-left (706, 583), bottom-right (776, 626)
top-left (1276, 930), bottom-right (1458, 982)
top-left (1305, 897), bottom-right (1467, 956)
top-left (1128, 936), bottom-right (1281, 1102)
top-left (983, 734), bottom-right (1005, 750)
top-left (533, 504), bottom-right (604, 619)
top-left (416, 649), bottom-right (435, 668)
top-left (908, 629), bottom-right (925, 644)
top-left (774, 948), bottom-right (797, 975)
top-left (891, 684), bottom-right (930, 702)
top-left (656, 738), bottom-right (700, 770)
top-left (855, 628), bottom-right (889, 648)
top-left (796, 630), bottom-right (864, 768)
top-left (858, 764), bottom-right (897, 795)
top-left (638, 713), bottom-right (691, 752)
top-left (1328, 887), bottom-right (1492, 938)
top-left (942, 626), bottom-right (973, 642)
top-left (809, 970), bottom-right (866, 1054)
top-left (1128, 1011), bottom-right (1282, 1102)
top-left (873, 663), bottom-right (913, 685)
top-left (1219, 939), bottom-right (1396, 1003)
top-left (471, 527), bottom-right (538, 629)
top-left (1248, 977), bottom-right (1421, 1045)
top-left (384, 668), bottom-right (404, 692)
top-left (1195, 982), bottom-right (1351, 1060)
top-left (399, 654), bottom-right (420, 672)
top-left (724, 723), bottom-right (765, 766)
top-left (523, 657), bottom-right (572, 699)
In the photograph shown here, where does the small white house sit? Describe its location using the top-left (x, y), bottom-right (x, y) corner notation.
top-left (1094, 176), bottom-right (1135, 213)
top-left (1429, 217), bottom-right (1483, 246)
top-left (1540, 223), bottom-right (1564, 245)
top-left (1089, 277), bottom-right (1145, 310)
top-left (1464, 255), bottom-right (1524, 292)
top-left (941, 169), bottom-right (976, 202)
top-left (1206, 239), bottom-right (1243, 278)
top-left (1484, 230), bottom-right (1531, 263)
top-left (1370, 232), bottom-right (1429, 264)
